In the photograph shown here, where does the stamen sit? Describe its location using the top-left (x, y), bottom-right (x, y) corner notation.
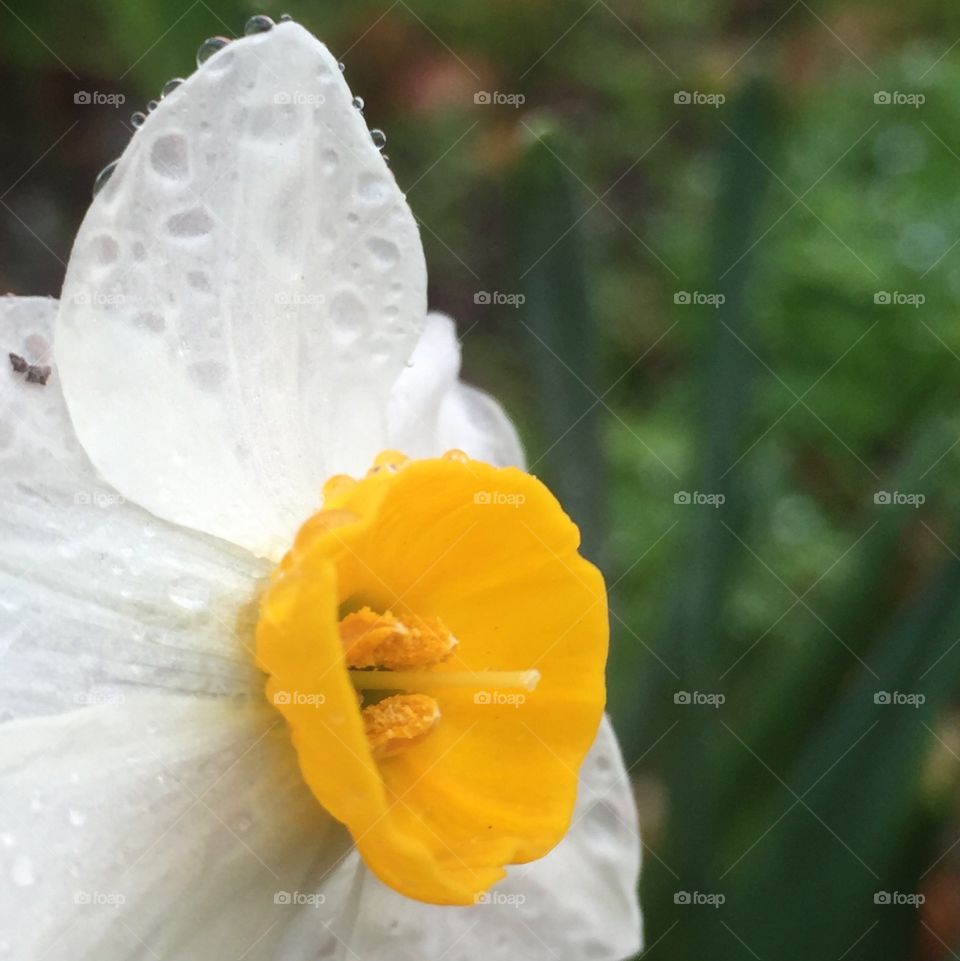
top-left (340, 606), bottom-right (457, 670)
top-left (362, 693), bottom-right (441, 758)
top-left (349, 668), bottom-right (541, 693)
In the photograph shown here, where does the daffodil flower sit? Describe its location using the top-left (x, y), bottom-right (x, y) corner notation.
top-left (0, 19), bottom-right (641, 960)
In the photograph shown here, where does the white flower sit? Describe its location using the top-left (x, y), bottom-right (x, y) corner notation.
top-left (0, 20), bottom-right (641, 961)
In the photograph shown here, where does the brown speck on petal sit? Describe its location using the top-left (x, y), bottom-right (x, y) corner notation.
top-left (25, 365), bottom-right (51, 386)
top-left (8, 353), bottom-right (28, 373)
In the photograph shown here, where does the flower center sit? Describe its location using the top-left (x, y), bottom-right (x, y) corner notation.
top-left (340, 606), bottom-right (540, 758)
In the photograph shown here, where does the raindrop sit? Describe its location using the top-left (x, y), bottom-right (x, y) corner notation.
top-left (370, 128), bottom-right (387, 150)
top-left (244, 15), bottom-right (275, 35)
top-left (351, 96), bottom-right (365, 111)
top-left (279, 13), bottom-right (293, 22)
top-left (92, 160), bottom-right (118, 197)
top-left (338, 61), bottom-right (345, 72)
top-left (146, 99), bottom-right (159, 113)
top-left (168, 577), bottom-right (211, 613)
top-left (130, 111), bottom-right (147, 129)
top-left (197, 36), bottom-right (230, 67)
top-left (161, 77), bottom-right (184, 98)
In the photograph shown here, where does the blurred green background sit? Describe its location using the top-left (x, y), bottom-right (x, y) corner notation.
top-left (4, 0), bottom-right (960, 957)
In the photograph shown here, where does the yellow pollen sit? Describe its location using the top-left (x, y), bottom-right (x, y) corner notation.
top-left (340, 606), bottom-right (458, 670)
top-left (362, 693), bottom-right (441, 759)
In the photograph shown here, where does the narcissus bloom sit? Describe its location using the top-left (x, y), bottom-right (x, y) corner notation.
top-left (0, 18), bottom-right (641, 961)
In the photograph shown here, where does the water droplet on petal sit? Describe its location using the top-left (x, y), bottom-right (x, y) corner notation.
top-left (161, 77), bottom-right (184, 98)
top-left (338, 61), bottom-right (346, 72)
top-left (444, 449), bottom-right (470, 463)
top-left (146, 99), bottom-right (159, 113)
top-left (168, 577), bottom-right (211, 613)
top-left (197, 36), bottom-right (230, 67)
top-left (130, 111), bottom-right (147, 129)
top-left (244, 14), bottom-right (274, 34)
top-left (370, 128), bottom-right (387, 150)
top-left (279, 13), bottom-right (293, 22)
top-left (352, 96), bottom-right (364, 111)
top-left (92, 160), bottom-right (118, 197)
top-left (68, 809), bottom-right (87, 828)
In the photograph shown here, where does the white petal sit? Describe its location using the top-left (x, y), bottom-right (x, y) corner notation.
top-left (388, 312), bottom-right (525, 467)
top-left (0, 297), bottom-right (267, 720)
top-left (0, 696), bottom-right (359, 960)
top-left (56, 22), bottom-right (427, 559)
top-left (331, 717), bottom-right (643, 961)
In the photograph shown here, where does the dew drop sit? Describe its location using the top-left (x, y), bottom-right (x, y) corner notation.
top-left (130, 111), bottom-right (147, 129)
top-left (11, 855), bottom-right (34, 887)
top-left (244, 15), bottom-right (274, 34)
top-left (197, 36), bottom-right (230, 67)
top-left (338, 61), bottom-right (346, 72)
top-left (370, 128), bottom-right (387, 150)
top-left (279, 13), bottom-right (293, 23)
top-left (161, 77), bottom-right (184, 98)
top-left (168, 577), bottom-right (211, 613)
top-left (146, 99), bottom-right (159, 113)
top-left (92, 160), bottom-right (118, 197)
top-left (351, 96), bottom-right (365, 111)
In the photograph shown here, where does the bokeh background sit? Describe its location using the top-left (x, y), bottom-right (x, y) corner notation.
top-left (4, 1), bottom-right (960, 958)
